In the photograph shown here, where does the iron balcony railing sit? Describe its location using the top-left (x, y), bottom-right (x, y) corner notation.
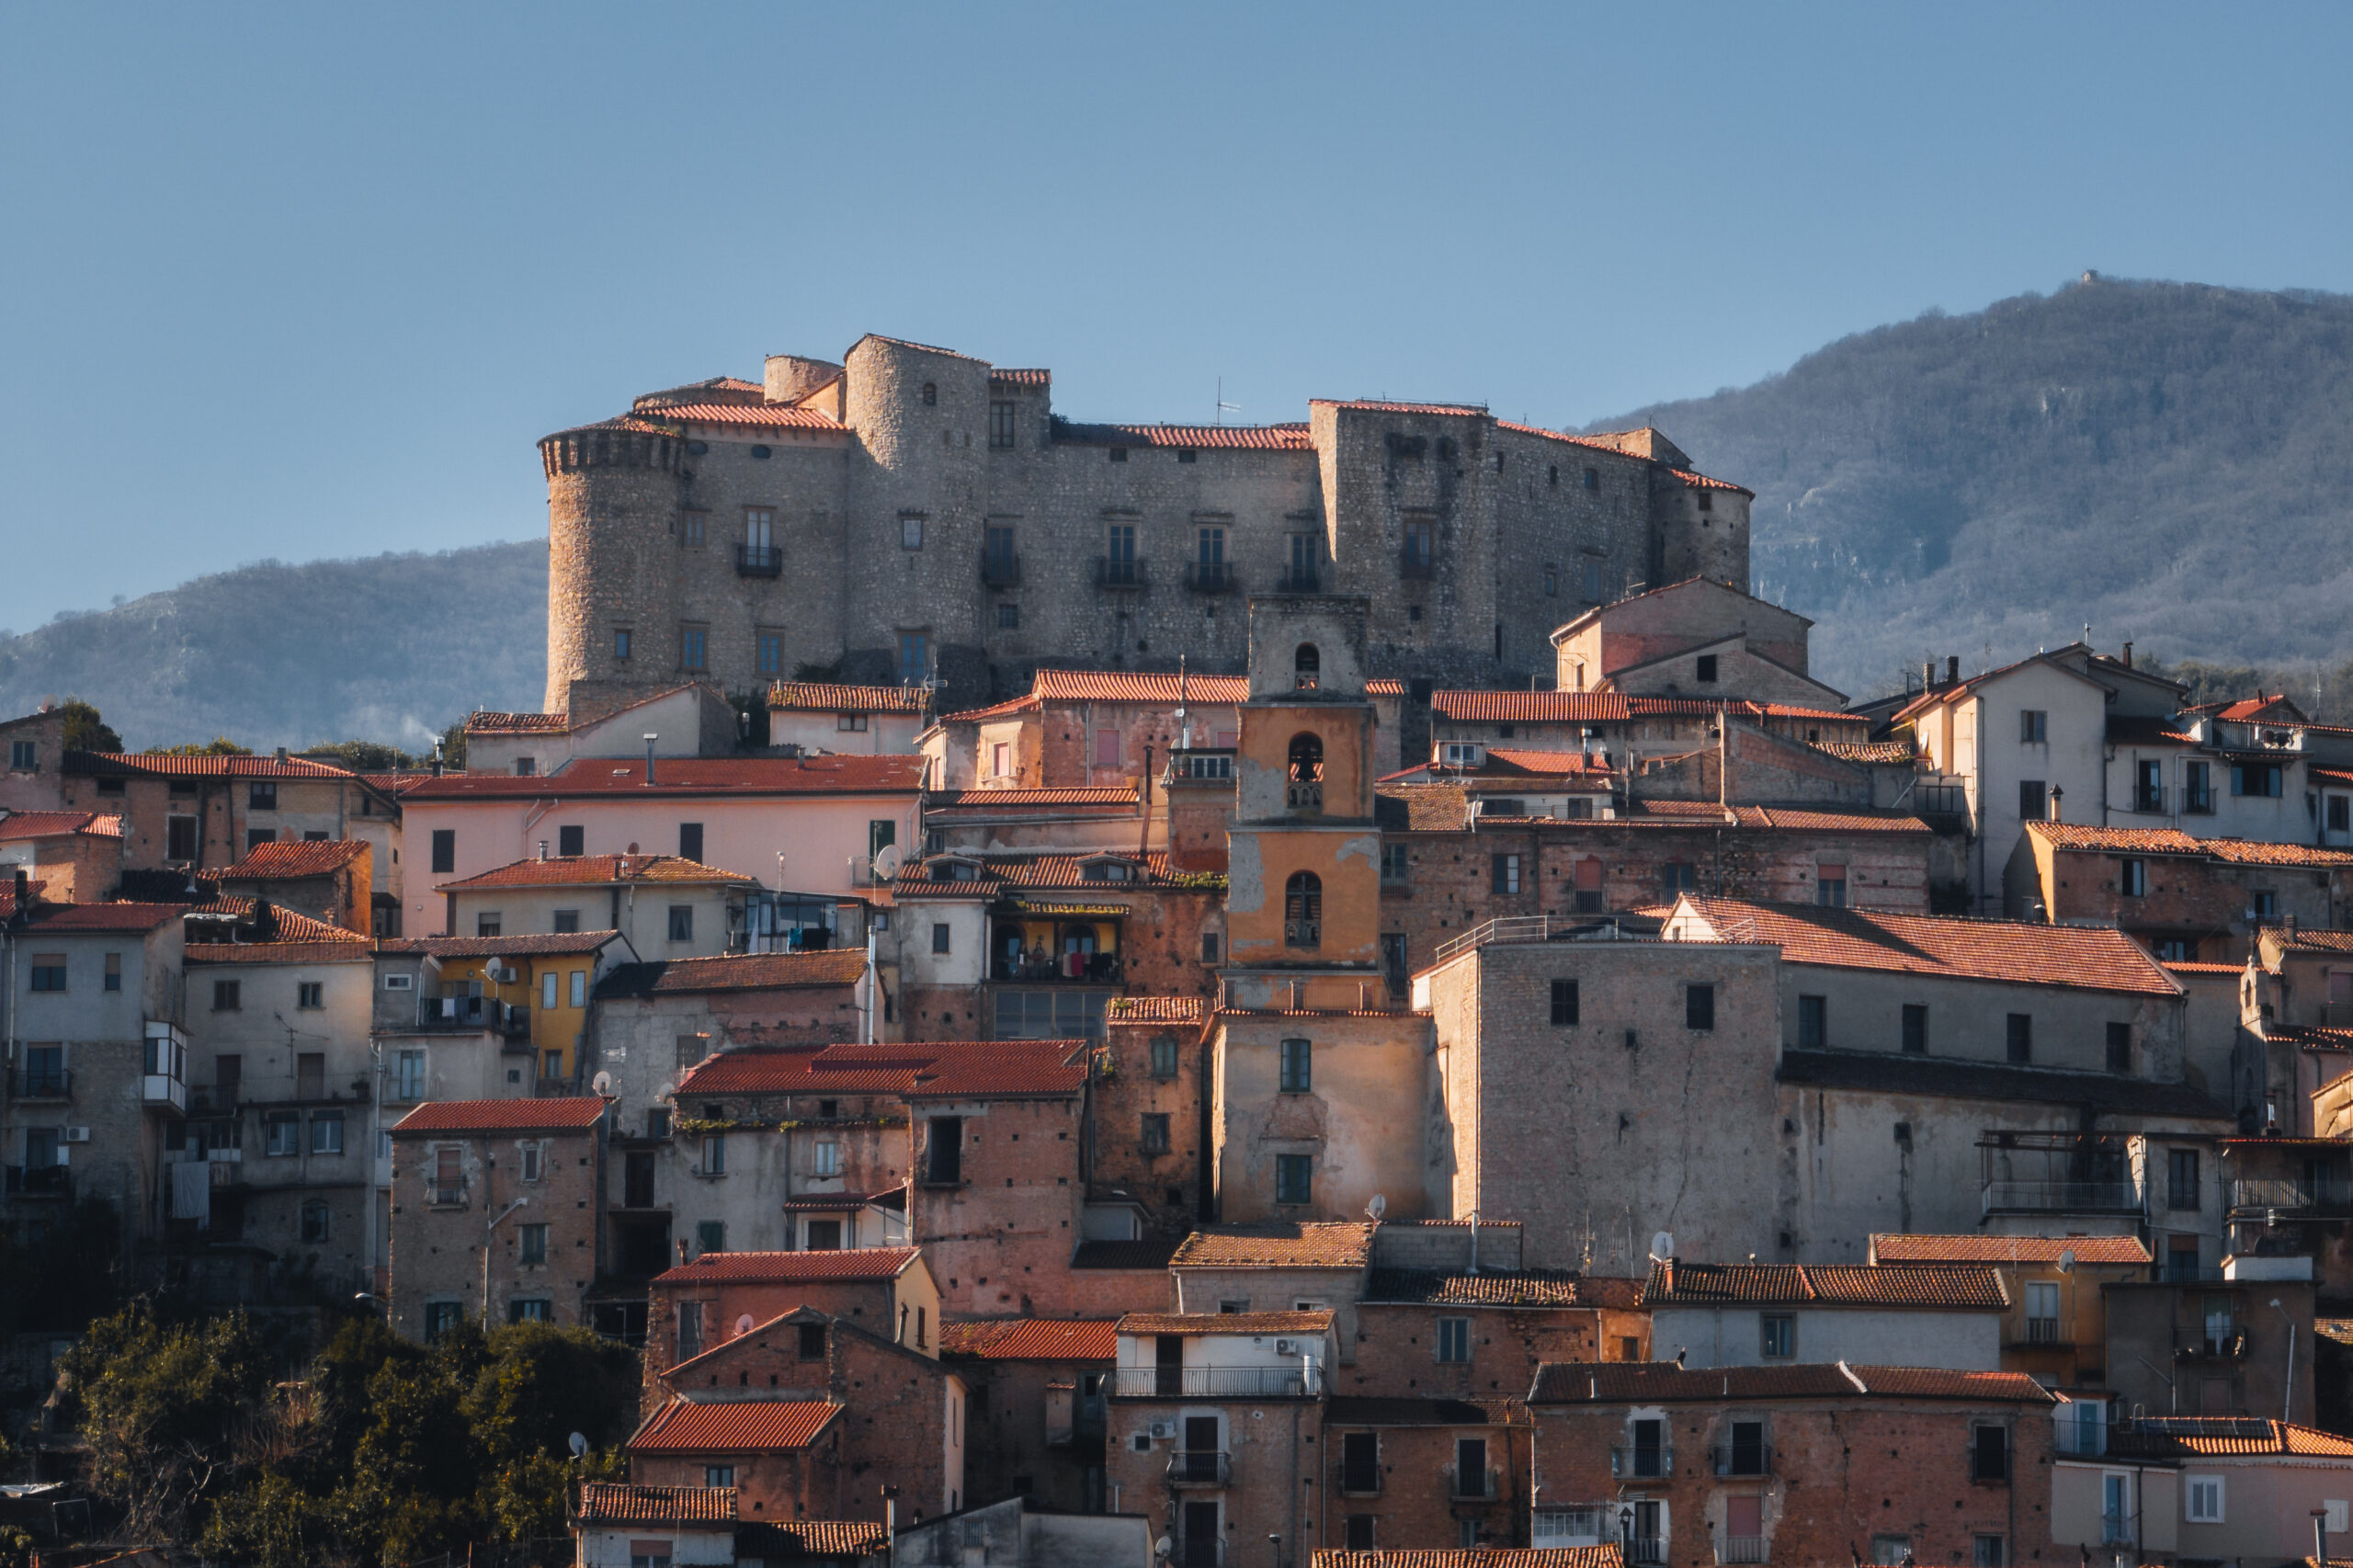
top-left (1711, 1444), bottom-right (1772, 1477)
top-left (1183, 560), bottom-right (1236, 593)
top-left (2229, 1176), bottom-right (2353, 1212)
top-left (1284, 919), bottom-right (1321, 949)
top-left (2100, 1516), bottom-right (2133, 1547)
top-left (2023, 1317), bottom-right (2063, 1346)
top-left (1625, 1538), bottom-right (1666, 1565)
top-left (1096, 556), bottom-right (1148, 589)
top-left (9, 1069), bottom-right (71, 1100)
top-left (735, 543), bottom-right (783, 577)
top-left (1166, 1450), bottom-right (1231, 1486)
top-left (2174, 1326), bottom-right (2248, 1360)
top-left (2132, 784), bottom-right (2166, 813)
top-left (1610, 1446), bottom-right (1673, 1479)
top-left (981, 551), bottom-right (1022, 588)
top-left (5, 1165), bottom-right (72, 1199)
top-left (1276, 568), bottom-right (1322, 593)
top-left (1913, 783), bottom-right (1969, 815)
top-left (1719, 1537), bottom-right (1768, 1565)
top-left (1445, 1465), bottom-right (1499, 1500)
top-left (415, 997), bottom-right (530, 1039)
top-left (1109, 1367), bottom-right (1322, 1399)
top-left (1982, 1179), bottom-right (2143, 1215)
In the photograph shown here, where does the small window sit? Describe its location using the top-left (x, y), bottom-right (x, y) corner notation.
top-left (1109, 445), bottom-right (1128, 462)
top-left (311, 1111), bottom-right (343, 1155)
top-left (1140, 1113), bottom-right (1171, 1153)
top-left (298, 982), bottom-right (324, 1009)
top-left (2020, 710), bottom-right (2048, 744)
top-left (1695, 654), bottom-right (1718, 684)
top-left (798, 1323), bottom-right (827, 1360)
top-left (920, 381), bottom-right (937, 406)
top-left (679, 624), bottom-right (708, 671)
top-left (1971, 1424), bottom-right (2009, 1482)
top-left (1381, 843), bottom-right (1409, 881)
top-left (702, 1135), bottom-right (725, 1177)
top-left (697, 1219), bottom-right (725, 1253)
top-left (1491, 853), bottom-right (1521, 894)
top-left (1436, 1317), bottom-right (1472, 1362)
top-left (570, 971), bottom-right (586, 1007)
top-left (683, 511), bottom-right (708, 547)
top-left (552, 909), bottom-right (580, 934)
top-left (932, 922), bottom-right (952, 955)
top-left (613, 628), bottom-right (631, 661)
top-left (300, 1199), bottom-right (331, 1243)
top-left (2106, 1022), bottom-right (2132, 1074)
top-left (1901, 1004), bottom-right (1927, 1055)
top-left (989, 401), bottom-right (1017, 449)
top-left (2186, 1475), bottom-right (2222, 1523)
top-left (1798, 994), bottom-right (1826, 1049)
top-left (514, 756), bottom-right (536, 777)
top-left (520, 1142), bottom-right (543, 1182)
top-left (1402, 517), bottom-right (1435, 573)
top-left (103, 952), bottom-right (120, 993)
top-left (476, 914), bottom-right (501, 937)
top-left (1972, 1540), bottom-right (2006, 1568)
top-left (519, 1222), bottom-right (549, 1265)
top-left (2006, 1013), bottom-right (2032, 1064)
top-left (903, 515), bottom-right (926, 551)
top-left (997, 603), bottom-right (1019, 630)
top-left (705, 1464), bottom-right (735, 1489)
top-left (1815, 865), bottom-right (1847, 907)
top-left (1150, 1035), bottom-right (1179, 1078)
top-left (1201, 931), bottom-right (1221, 965)
top-left (1582, 560), bottom-right (1605, 601)
top-left (2120, 858), bottom-right (2146, 897)
top-left (1551, 979), bottom-right (1579, 1027)
top-left (2019, 780), bottom-right (2047, 821)
top-left (266, 1112), bottom-right (300, 1156)
top-left (245, 827), bottom-right (277, 851)
top-left (1583, 467), bottom-right (1598, 490)
top-left (28, 956), bottom-right (66, 992)
top-left (1275, 1153), bottom-right (1313, 1206)
top-left (7, 741), bottom-right (35, 771)
top-left (1279, 1038), bottom-right (1313, 1094)
top-left (1686, 983), bottom-right (1715, 1031)
top-left (431, 830), bottom-right (456, 874)
top-left (213, 980), bottom-right (242, 1012)
top-left (812, 1139), bottom-right (840, 1177)
top-left (1543, 566), bottom-right (1558, 597)
top-left (1760, 1313), bottom-right (1795, 1358)
top-left (897, 631), bottom-right (929, 685)
top-left (554, 824), bottom-right (584, 858)
top-left (678, 822), bottom-right (703, 861)
top-left (667, 906), bottom-right (693, 942)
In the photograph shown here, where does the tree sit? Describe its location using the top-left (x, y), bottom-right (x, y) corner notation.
top-left (301, 740), bottom-right (418, 771)
top-left (143, 736), bottom-right (253, 756)
top-left (56, 697), bottom-right (121, 754)
top-left (437, 720), bottom-right (469, 768)
top-left (62, 1306), bottom-right (272, 1543)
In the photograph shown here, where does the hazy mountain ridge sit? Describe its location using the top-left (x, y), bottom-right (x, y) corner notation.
top-left (0, 543), bottom-right (547, 750)
top-left (1594, 276), bottom-right (2353, 699)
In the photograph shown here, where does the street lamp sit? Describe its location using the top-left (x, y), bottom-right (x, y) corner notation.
top-left (1620, 1507), bottom-right (1634, 1553)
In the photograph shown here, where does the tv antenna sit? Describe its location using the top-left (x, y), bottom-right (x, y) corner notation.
top-left (1215, 378), bottom-right (1241, 427)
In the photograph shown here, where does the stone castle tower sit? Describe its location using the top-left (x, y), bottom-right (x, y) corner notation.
top-left (540, 333), bottom-right (1749, 714)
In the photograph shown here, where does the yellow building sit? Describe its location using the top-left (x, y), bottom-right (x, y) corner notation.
top-left (382, 931), bottom-right (641, 1086)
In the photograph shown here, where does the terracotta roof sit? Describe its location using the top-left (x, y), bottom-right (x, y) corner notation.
top-left (653, 1247), bottom-right (918, 1286)
top-left (185, 938), bottom-right (373, 965)
top-left (768, 681), bottom-right (930, 714)
top-left (1433, 691), bottom-right (1634, 724)
top-left (2189, 696), bottom-right (2297, 722)
top-left (1641, 1260), bottom-right (2007, 1309)
top-left (2167, 960), bottom-right (2245, 976)
top-left (2266, 926), bottom-right (2353, 956)
top-left (1171, 1223), bottom-right (1377, 1270)
top-left (1072, 1234), bottom-right (1185, 1270)
top-left (1776, 1049), bottom-right (2232, 1119)
top-left (1323, 1396), bottom-right (1531, 1428)
top-left (1815, 740), bottom-right (1915, 765)
top-left (405, 754), bottom-right (924, 800)
top-left (361, 772), bottom-right (432, 796)
top-left (2315, 767), bottom-right (2353, 789)
top-left (391, 1096), bottom-right (607, 1135)
top-left (629, 1398), bottom-right (843, 1453)
top-left (1117, 1311), bottom-right (1336, 1335)
top-left (1624, 698), bottom-right (1858, 723)
top-left (0, 811), bottom-right (122, 840)
top-left (1477, 748), bottom-right (1616, 778)
top-left (926, 786), bottom-right (1138, 811)
top-left (1034, 669), bottom-right (1249, 705)
top-left (734, 1520), bottom-right (888, 1558)
top-left (597, 950), bottom-right (867, 998)
top-left (1365, 1269), bottom-right (1636, 1308)
top-left (13, 901), bottom-right (182, 934)
top-left (2109, 1417), bottom-right (2353, 1458)
top-left (1665, 467), bottom-right (1753, 495)
top-left (1107, 996), bottom-right (1208, 1025)
top-left (67, 750), bottom-right (355, 779)
top-left (939, 1318), bottom-right (1119, 1361)
top-left (2208, 838), bottom-right (2353, 867)
top-left (543, 414), bottom-right (679, 440)
top-left (378, 931), bottom-right (624, 960)
top-left (2029, 822), bottom-right (2353, 866)
top-left (1887, 644), bottom-right (2101, 726)
top-left (2107, 715), bottom-right (2201, 747)
top-left (574, 1482), bottom-right (735, 1527)
top-left (1311, 1552), bottom-right (1620, 1568)
top-left (1672, 897), bottom-right (2180, 996)
top-left (465, 710), bottom-right (570, 734)
top-left (675, 1040), bottom-right (1086, 1099)
top-left (990, 368), bottom-right (1051, 388)
top-left (634, 403), bottom-right (847, 431)
top-left (1870, 1234), bottom-right (2152, 1266)
top-left (1494, 419), bottom-right (1654, 455)
top-left (893, 852), bottom-right (1181, 898)
top-left (1055, 422), bottom-right (1313, 451)
top-left (217, 839), bottom-right (370, 879)
top-left (437, 853), bottom-right (751, 891)
top-left (1528, 1361), bottom-right (2053, 1404)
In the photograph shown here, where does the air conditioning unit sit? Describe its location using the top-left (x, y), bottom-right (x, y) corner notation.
top-left (62, 1127), bottom-right (90, 1143)
top-left (1275, 1339), bottom-right (1299, 1356)
top-left (1148, 1420), bottom-right (1175, 1440)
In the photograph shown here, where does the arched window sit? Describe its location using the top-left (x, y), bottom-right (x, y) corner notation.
top-left (1294, 643), bottom-right (1321, 690)
top-left (1288, 733), bottom-right (1324, 783)
top-left (1285, 872), bottom-right (1322, 949)
top-left (920, 381), bottom-right (938, 406)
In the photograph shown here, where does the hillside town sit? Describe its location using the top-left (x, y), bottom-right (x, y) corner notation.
top-left (13, 340), bottom-right (2353, 1568)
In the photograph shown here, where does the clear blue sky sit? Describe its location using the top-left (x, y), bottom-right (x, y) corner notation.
top-left (6, 1), bottom-right (2351, 619)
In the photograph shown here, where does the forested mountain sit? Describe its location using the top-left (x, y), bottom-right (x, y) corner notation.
top-left (1595, 275), bottom-right (2353, 702)
top-left (0, 543), bottom-right (546, 751)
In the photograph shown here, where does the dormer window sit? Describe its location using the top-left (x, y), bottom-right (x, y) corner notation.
top-left (1441, 742), bottom-right (1483, 768)
top-left (1082, 860), bottom-right (1133, 883)
top-left (929, 859), bottom-right (981, 882)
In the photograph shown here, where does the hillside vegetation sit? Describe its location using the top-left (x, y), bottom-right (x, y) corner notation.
top-left (0, 543), bottom-right (546, 751)
top-left (1596, 276), bottom-right (2353, 702)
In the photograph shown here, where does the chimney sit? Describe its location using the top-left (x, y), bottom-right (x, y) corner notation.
top-left (643, 733), bottom-right (659, 786)
top-left (2048, 784), bottom-right (2064, 823)
top-left (2120, 642), bottom-right (2133, 668)
top-left (1946, 655), bottom-right (1960, 686)
top-left (538, 840), bottom-right (549, 861)
top-left (275, 746), bottom-right (288, 763)
top-left (1922, 661), bottom-right (1935, 692)
top-left (10, 868), bottom-right (27, 911)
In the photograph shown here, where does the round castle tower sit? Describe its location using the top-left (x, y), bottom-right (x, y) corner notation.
top-left (540, 420), bottom-right (688, 711)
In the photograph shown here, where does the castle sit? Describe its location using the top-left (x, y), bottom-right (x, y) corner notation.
top-left (540, 333), bottom-right (1751, 714)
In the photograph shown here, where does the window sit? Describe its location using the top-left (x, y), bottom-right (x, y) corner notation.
top-left (244, 780), bottom-right (278, 812)
top-left (1686, 983), bottom-right (1714, 1030)
top-left (1574, 855), bottom-right (1604, 913)
top-left (2233, 761), bottom-right (2284, 798)
top-left (476, 914), bottom-right (501, 937)
top-left (701, 1133), bottom-right (725, 1176)
top-left (2107, 1022), bottom-right (2132, 1074)
top-left (897, 631), bottom-right (928, 684)
top-left (213, 980), bottom-right (242, 1011)
top-left (1902, 1003), bottom-right (1928, 1054)
top-left (2334, 796), bottom-right (2352, 833)
top-left (267, 1112), bottom-right (299, 1156)
top-left (2018, 779), bottom-right (2046, 821)
top-left (1695, 654), bottom-right (1718, 684)
top-left (1141, 1113), bottom-right (1171, 1153)
top-left (613, 627), bottom-right (631, 660)
top-left (808, 1137), bottom-right (840, 1178)
top-left (1972, 1424), bottom-right (2009, 1482)
top-left (311, 1111), bottom-right (343, 1155)
top-left (1760, 1313), bottom-right (1795, 1358)
top-left (395, 1049), bottom-right (425, 1100)
top-left (804, 1218), bottom-right (842, 1250)
top-left (2253, 889), bottom-right (2278, 919)
top-left (300, 1199), bottom-right (330, 1243)
top-left (700, 1462), bottom-right (736, 1490)
top-left (1551, 980), bottom-right (1579, 1026)
top-left (870, 819), bottom-right (897, 860)
top-left (2120, 858), bottom-right (2147, 897)
top-left (431, 830), bottom-right (455, 874)
top-left (2185, 760), bottom-right (2213, 812)
top-left (675, 1301), bottom-right (702, 1361)
top-left (1200, 931), bottom-right (1221, 964)
top-left (103, 952), bottom-right (120, 993)
top-left (1150, 1035), bottom-right (1179, 1078)
top-left (676, 821), bottom-right (703, 861)
top-left (570, 971), bottom-right (586, 1007)
top-left (903, 514), bottom-right (926, 550)
top-left (1582, 560), bottom-right (1605, 601)
top-left (1094, 728), bottom-right (1120, 768)
top-left (426, 1301), bottom-right (462, 1342)
top-left (1658, 860), bottom-right (1697, 896)
top-left (926, 1117), bottom-right (963, 1185)
top-left (1437, 1317), bottom-right (1471, 1363)
top-left (507, 1298), bottom-right (551, 1324)
top-left (2020, 710), bottom-right (2047, 744)
top-left (683, 511), bottom-right (708, 547)
top-left (679, 624), bottom-right (707, 671)
top-left (28, 955), bottom-right (65, 992)
top-left (7, 740), bottom-right (33, 770)
top-left (667, 906), bottom-right (693, 942)
top-left (1381, 843), bottom-right (1409, 881)
top-left (552, 909), bottom-right (579, 934)
top-left (1816, 864), bottom-right (1847, 907)
top-left (696, 1220), bottom-right (725, 1254)
top-left (2006, 1013), bottom-right (2032, 1063)
top-left (1279, 1038), bottom-right (1313, 1094)
top-left (245, 827), bottom-right (277, 850)
top-left (996, 602), bottom-right (1020, 630)
top-left (1972, 1537), bottom-right (2006, 1568)
top-left (518, 1222), bottom-right (548, 1265)
top-left (1104, 521), bottom-right (1137, 584)
top-left (2185, 1475), bottom-right (2222, 1523)
top-left (1285, 872), bottom-right (1323, 949)
top-left (520, 1142), bottom-right (543, 1182)
top-left (2168, 1148), bottom-right (2200, 1210)
top-left (1197, 524), bottom-right (1225, 566)
top-left (167, 814), bottom-right (199, 861)
top-left (1402, 517), bottom-right (1434, 574)
top-left (919, 381), bottom-right (937, 406)
top-left (1798, 994), bottom-right (1826, 1050)
top-left (1544, 566), bottom-right (1558, 596)
top-left (1275, 1153), bottom-right (1313, 1206)
top-left (295, 980), bottom-right (323, 1010)
top-left (1491, 853), bottom-right (1521, 894)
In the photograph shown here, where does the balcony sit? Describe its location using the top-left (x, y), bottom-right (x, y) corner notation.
top-left (981, 551), bottom-right (1022, 588)
top-left (142, 1073), bottom-right (187, 1114)
top-left (9, 1069), bottom-right (71, 1101)
top-left (1610, 1446), bottom-right (1674, 1479)
top-left (734, 543), bottom-right (783, 578)
top-left (1275, 568), bottom-right (1322, 594)
top-left (1719, 1538), bottom-right (1768, 1565)
top-left (1183, 561), bottom-right (1237, 593)
top-left (1446, 1465), bottom-right (1499, 1501)
top-left (1166, 1450), bottom-right (1231, 1487)
top-left (1108, 1366), bottom-right (1322, 1400)
top-left (1982, 1179), bottom-right (2142, 1216)
top-left (1711, 1444), bottom-right (1773, 1477)
top-left (1285, 780), bottom-right (1324, 812)
top-left (1096, 556), bottom-right (1148, 591)
top-left (1913, 783), bottom-right (1969, 816)
top-left (1625, 1539), bottom-right (1666, 1565)
top-left (2100, 1517), bottom-right (2133, 1548)
top-left (4, 1165), bottom-right (71, 1199)
top-left (2229, 1176), bottom-right (2353, 1214)
top-left (1284, 919), bottom-right (1320, 949)
top-left (2174, 1326), bottom-right (2248, 1361)
top-left (2132, 784), bottom-right (2166, 813)
top-left (2017, 1317), bottom-right (2067, 1347)
top-left (415, 997), bottom-right (530, 1040)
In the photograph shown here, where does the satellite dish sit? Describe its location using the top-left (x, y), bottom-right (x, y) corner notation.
top-left (1154, 1538), bottom-right (1173, 1562)
top-left (568, 1431), bottom-right (588, 1459)
top-left (872, 843), bottom-right (905, 881)
top-left (2058, 1249), bottom-right (2076, 1275)
top-left (591, 1071), bottom-right (613, 1096)
top-left (735, 1313), bottom-right (756, 1336)
top-left (1650, 1231), bottom-right (1676, 1262)
top-left (1364, 1193), bottom-right (1386, 1221)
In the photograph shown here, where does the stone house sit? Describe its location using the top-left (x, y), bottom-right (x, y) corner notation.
top-left (1321, 1395), bottom-right (1531, 1552)
top-left (643, 1247), bottom-right (943, 1399)
top-left (1097, 997), bottom-right (1213, 1235)
top-left (0, 890), bottom-right (186, 1256)
top-left (941, 1317), bottom-right (1118, 1514)
top-left (1866, 1233), bottom-right (2154, 1390)
top-left (2019, 822), bottom-right (2353, 957)
top-left (1350, 1268), bottom-right (1650, 1404)
top-left (1525, 1361), bottom-right (2059, 1568)
top-left (0, 811), bottom-right (124, 903)
top-left (1105, 1311), bottom-right (1335, 1568)
top-left (1168, 1223), bottom-right (1378, 1346)
top-left (385, 1095), bottom-right (608, 1337)
top-left (540, 335), bottom-right (1748, 715)
top-left (1548, 579), bottom-right (1840, 710)
top-left (375, 930), bottom-right (639, 1096)
top-left (1639, 1259), bottom-right (2008, 1371)
top-left (56, 750), bottom-right (400, 877)
top-left (464, 681), bottom-right (737, 778)
top-left (2217, 1130), bottom-right (2353, 1298)
top-left (767, 682), bottom-right (932, 756)
top-left (2102, 1257), bottom-right (2315, 1425)
top-left (2049, 1416), bottom-right (2353, 1563)
top-left (213, 837), bottom-right (373, 934)
top-left (0, 708), bottom-right (69, 814)
top-left (1427, 688), bottom-right (1875, 783)
top-left (436, 851), bottom-right (753, 960)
